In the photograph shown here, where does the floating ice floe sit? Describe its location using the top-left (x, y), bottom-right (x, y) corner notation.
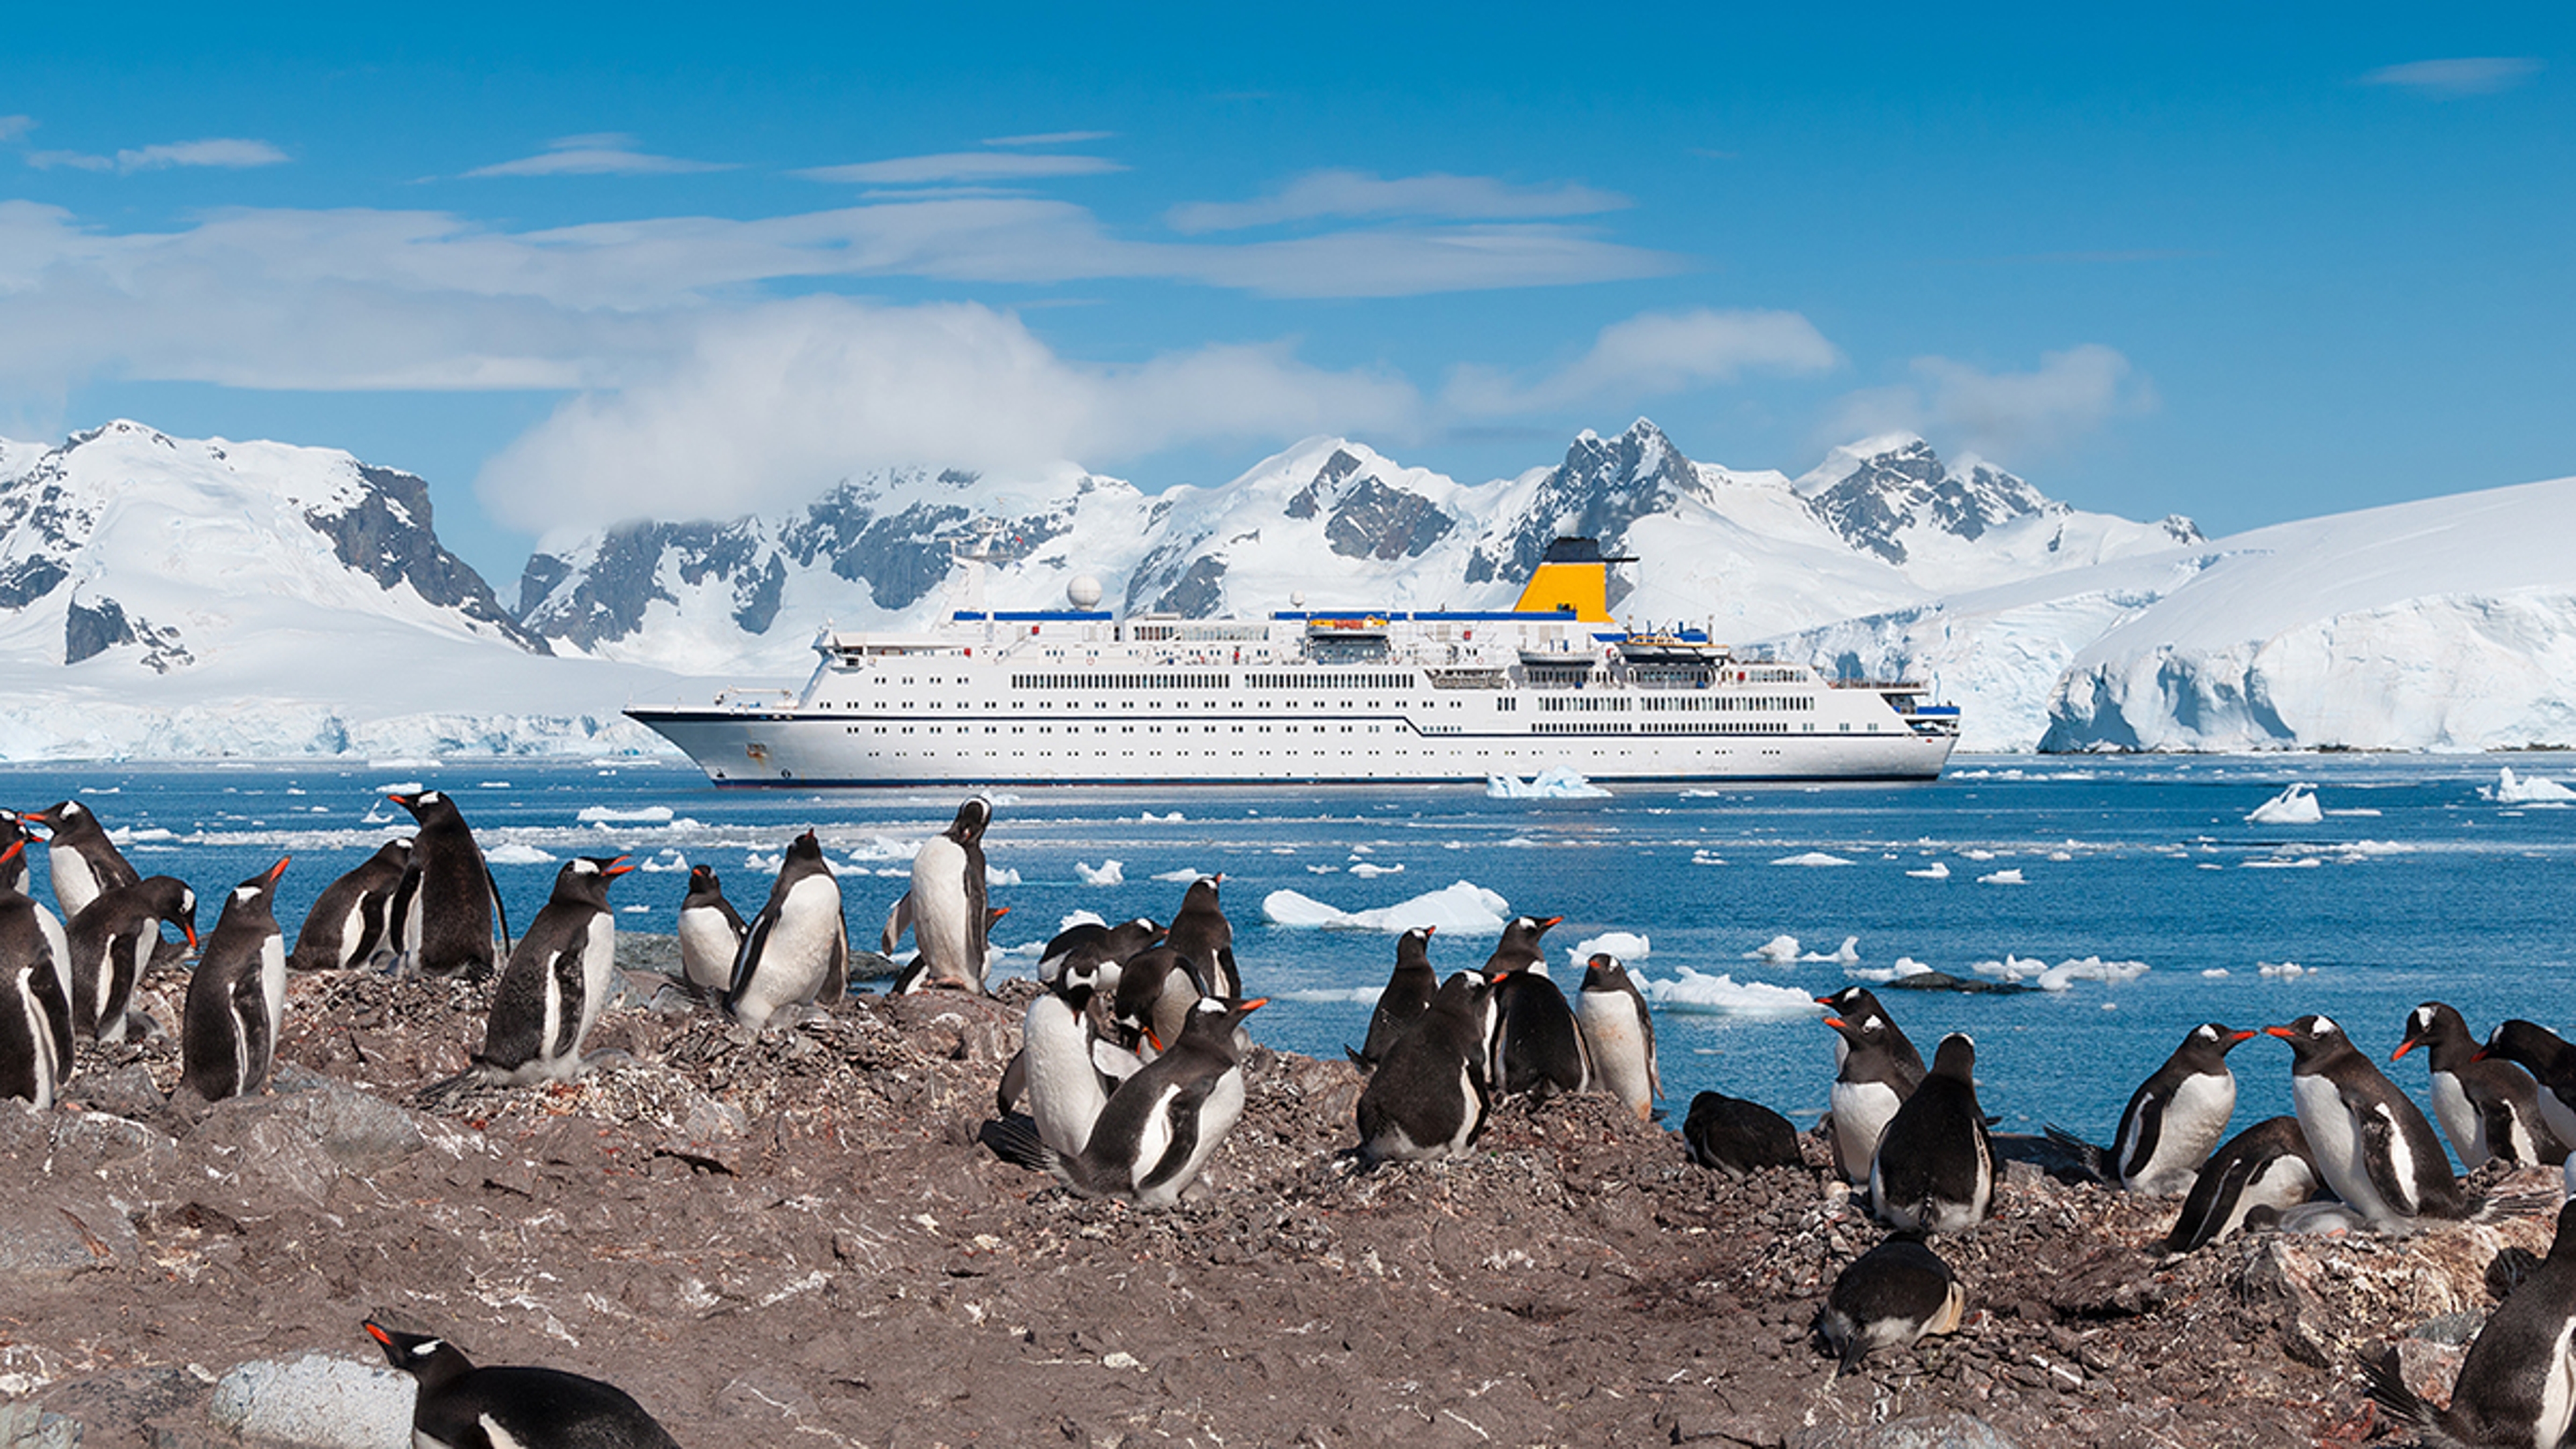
top-left (1907, 861), bottom-right (1952, 880)
top-left (2484, 767), bottom-right (2576, 804)
top-left (1972, 955), bottom-right (2149, 990)
top-left (1690, 849), bottom-right (1726, 867)
top-left (1486, 766), bottom-right (1609, 799)
top-left (1134, 810), bottom-right (1186, 822)
top-left (1349, 862), bottom-right (1403, 877)
top-left (2246, 783), bottom-right (2323, 825)
top-left (2243, 856), bottom-right (2321, 869)
top-left (1260, 881), bottom-right (1511, 934)
top-left (1276, 986), bottom-right (1390, 1004)
top-left (1568, 931), bottom-right (1650, 968)
top-left (485, 843), bottom-right (557, 865)
top-left (1802, 936), bottom-right (1861, 964)
top-left (1964, 849), bottom-right (1996, 861)
top-left (1848, 957), bottom-right (1936, 983)
top-left (1978, 869), bottom-right (2027, 885)
top-left (1639, 969), bottom-right (1825, 1016)
top-left (1150, 867), bottom-right (1201, 883)
top-left (844, 835), bottom-right (924, 863)
top-left (2259, 961), bottom-right (2316, 979)
top-left (1306, 864), bottom-right (1340, 874)
top-left (1771, 851), bottom-right (1853, 867)
top-left (1075, 859), bottom-right (1125, 887)
top-left (1058, 909), bottom-right (1106, 932)
top-left (1748, 934), bottom-right (1805, 965)
top-left (987, 865), bottom-right (1021, 887)
top-left (578, 804), bottom-right (673, 824)
top-left (372, 780), bottom-right (425, 796)
top-left (620, 904), bottom-right (648, 914)
top-left (2202, 968), bottom-right (2231, 977)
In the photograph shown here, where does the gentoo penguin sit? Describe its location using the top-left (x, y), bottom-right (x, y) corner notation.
top-left (998, 995), bottom-right (1267, 1206)
top-left (1870, 1033), bottom-right (1995, 1234)
top-left (2363, 1196), bottom-right (2576, 1449)
top-left (472, 857), bottom-right (632, 1085)
top-left (0, 810), bottom-right (31, 896)
top-left (997, 956), bottom-right (1146, 1121)
top-left (286, 839), bottom-right (411, 973)
top-left (1166, 875), bottom-right (1240, 1000)
top-left (1347, 925), bottom-right (1439, 1071)
top-left (2477, 1019), bottom-right (2576, 1157)
top-left (727, 830), bottom-right (847, 1030)
top-left (2045, 1022), bottom-right (2255, 1195)
top-left (1014, 957), bottom-right (1124, 1155)
top-left (1819, 1232), bottom-right (1966, 1379)
top-left (363, 1320), bottom-right (681, 1449)
top-left (1036, 916), bottom-right (1163, 987)
top-left (66, 875), bottom-right (197, 1042)
top-left (1110, 945), bottom-right (1208, 1059)
top-left (2163, 1116), bottom-right (2321, 1252)
top-left (1358, 969), bottom-right (1503, 1165)
top-left (178, 857), bottom-right (290, 1103)
top-left (675, 863), bottom-right (748, 998)
top-left (891, 904), bottom-right (1012, 996)
top-left (0, 843), bottom-right (71, 1109)
top-left (2399, 1002), bottom-right (2569, 1169)
top-left (2267, 1014), bottom-right (2463, 1231)
top-left (1486, 915), bottom-right (1590, 1101)
top-left (1819, 990), bottom-right (1929, 1185)
top-left (881, 797), bottom-right (992, 992)
top-left (1682, 1090), bottom-right (1805, 1176)
top-left (1577, 952), bottom-right (1660, 1121)
top-left (387, 790), bottom-right (506, 979)
top-left (25, 800), bottom-right (140, 920)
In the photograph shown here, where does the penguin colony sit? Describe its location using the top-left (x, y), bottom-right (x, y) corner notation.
top-left (7, 788), bottom-right (2576, 1423)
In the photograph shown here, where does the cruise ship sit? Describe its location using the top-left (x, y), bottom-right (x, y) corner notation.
top-left (626, 538), bottom-right (1960, 787)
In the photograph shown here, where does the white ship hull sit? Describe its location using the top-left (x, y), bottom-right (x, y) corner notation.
top-left (627, 539), bottom-right (1961, 788)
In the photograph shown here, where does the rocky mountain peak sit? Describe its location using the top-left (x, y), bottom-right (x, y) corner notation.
top-left (1464, 417), bottom-right (1698, 593)
top-left (1799, 436), bottom-right (2061, 567)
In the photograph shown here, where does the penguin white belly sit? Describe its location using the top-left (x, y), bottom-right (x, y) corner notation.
top-left (2129, 1074), bottom-right (2237, 1195)
top-left (333, 900), bottom-right (370, 969)
top-left (11, 965), bottom-right (57, 1110)
top-left (573, 914), bottom-right (615, 1058)
top-left (259, 935), bottom-right (287, 1051)
top-left (737, 877), bottom-right (843, 1026)
top-left (1831, 1080), bottom-right (1902, 1183)
top-left (908, 839), bottom-right (973, 984)
top-left (2222, 1155), bottom-right (2318, 1241)
top-left (1443, 1059), bottom-right (1483, 1156)
top-left (50, 855), bottom-right (103, 920)
top-left (2292, 1075), bottom-right (2406, 1226)
top-left (1136, 1068), bottom-right (1244, 1208)
top-left (1024, 998), bottom-right (1110, 1156)
top-left (2540, 1317), bottom-right (2576, 1449)
top-left (1579, 991), bottom-right (1655, 1119)
top-left (2427, 1070), bottom-right (2487, 1167)
top-left (676, 910), bottom-right (740, 992)
top-left (37, 906), bottom-right (69, 1029)
top-left (2534, 1091), bottom-right (2576, 1154)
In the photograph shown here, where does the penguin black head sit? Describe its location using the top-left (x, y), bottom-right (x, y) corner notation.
top-left (1581, 953), bottom-right (1632, 991)
top-left (1823, 1011), bottom-right (1892, 1050)
top-left (785, 829), bottom-right (825, 862)
top-left (556, 855), bottom-right (633, 903)
top-left (2394, 1002), bottom-right (2468, 1062)
top-left (947, 796), bottom-right (993, 845)
top-left (231, 857), bottom-right (290, 903)
top-left (2475, 1018), bottom-right (2573, 1069)
top-left (688, 863), bottom-right (720, 891)
top-left (2188, 1022), bottom-right (2257, 1055)
top-left (1177, 994), bottom-right (1266, 1052)
top-left (363, 1320), bottom-right (476, 1389)
top-left (1494, 915), bottom-right (1561, 962)
top-left (2263, 1014), bottom-right (2348, 1062)
top-left (1181, 875), bottom-right (1225, 909)
top-left (1928, 1033), bottom-right (1976, 1079)
top-left (1395, 925), bottom-right (1437, 969)
top-left (387, 790), bottom-right (453, 824)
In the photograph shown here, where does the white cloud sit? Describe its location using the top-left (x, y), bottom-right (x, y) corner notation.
top-left (0, 116), bottom-right (32, 144)
top-left (25, 138), bottom-right (290, 173)
top-left (2360, 57), bottom-right (2543, 97)
top-left (981, 129), bottom-right (1117, 147)
top-left (465, 135), bottom-right (734, 178)
top-left (473, 297), bottom-right (1420, 533)
top-left (1825, 344), bottom-right (2151, 463)
top-left (1443, 308), bottom-right (1838, 416)
top-left (1167, 169), bottom-right (1628, 233)
top-left (798, 152), bottom-right (1125, 184)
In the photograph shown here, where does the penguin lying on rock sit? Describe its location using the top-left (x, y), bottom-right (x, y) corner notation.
top-left (2163, 1116), bottom-right (2321, 1252)
top-left (2045, 1022), bottom-right (2254, 1196)
top-left (365, 1319), bottom-right (681, 1449)
top-left (1682, 1091), bottom-right (1805, 1176)
top-left (1819, 1232), bottom-right (1966, 1379)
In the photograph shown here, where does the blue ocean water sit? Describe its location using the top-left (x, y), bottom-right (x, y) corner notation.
top-left (7, 753), bottom-right (2571, 1161)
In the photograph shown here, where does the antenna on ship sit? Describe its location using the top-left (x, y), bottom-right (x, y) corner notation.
top-left (950, 516), bottom-right (1010, 621)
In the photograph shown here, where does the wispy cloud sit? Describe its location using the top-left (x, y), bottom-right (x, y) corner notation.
top-left (798, 152), bottom-right (1124, 184)
top-left (0, 116), bottom-right (32, 144)
top-left (981, 129), bottom-right (1116, 147)
top-left (1444, 309), bottom-right (1838, 417)
top-left (464, 134), bottom-right (735, 178)
top-left (1825, 345), bottom-right (2151, 463)
top-left (2359, 57), bottom-right (2543, 97)
top-left (26, 138), bottom-right (290, 173)
top-left (476, 297), bottom-right (1420, 533)
top-left (1168, 169), bottom-right (1628, 233)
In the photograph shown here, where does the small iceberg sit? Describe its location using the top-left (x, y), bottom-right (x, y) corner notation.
top-left (1640, 969), bottom-right (1825, 1016)
top-left (1977, 869), bottom-right (2027, 885)
top-left (1348, 862), bottom-right (1404, 877)
top-left (1261, 881), bottom-right (1511, 934)
top-left (484, 843), bottom-right (557, 866)
top-left (2484, 767), bottom-right (2576, 804)
top-left (578, 804), bottom-right (674, 824)
top-left (1801, 935), bottom-right (1861, 964)
top-left (1848, 956), bottom-right (1937, 984)
top-left (1568, 931), bottom-right (1650, 968)
top-left (1075, 859), bottom-right (1125, 887)
top-left (2259, 961), bottom-right (2316, 980)
top-left (2246, 783), bottom-right (2324, 825)
top-left (1972, 954), bottom-right (2149, 991)
top-left (1770, 851), bottom-right (1854, 867)
top-left (1748, 934), bottom-right (1805, 965)
top-left (986, 865), bottom-right (1021, 887)
top-left (1906, 861), bottom-right (1951, 880)
top-left (1487, 766), bottom-right (1609, 799)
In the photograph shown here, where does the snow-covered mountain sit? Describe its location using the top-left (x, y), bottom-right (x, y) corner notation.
top-left (0, 421), bottom-right (698, 759)
top-left (519, 419), bottom-right (2196, 672)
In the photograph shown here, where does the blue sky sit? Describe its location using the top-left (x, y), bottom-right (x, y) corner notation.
top-left (3, 3), bottom-right (2567, 582)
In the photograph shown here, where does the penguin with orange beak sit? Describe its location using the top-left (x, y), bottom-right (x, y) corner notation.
top-left (178, 857), bottom-right (291, 1102)
top-left (472, 856), bottom-right (635, 1085)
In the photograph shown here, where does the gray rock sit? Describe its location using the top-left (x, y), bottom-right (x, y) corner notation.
top-left (0, 1191), bottom-right (137, 1285)
top-left (0, 1400), bottom-right (80, 1448)
top-left (1792, 1413), bottom-right (2023, 1449)
top-left (205, 1354), bottom-right (413, 1449)
top-left (189, 1075), bottom-right (425, 1206)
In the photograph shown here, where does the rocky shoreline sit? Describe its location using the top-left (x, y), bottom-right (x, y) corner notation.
top-left (0, 939), bottom-right (2552, 1448)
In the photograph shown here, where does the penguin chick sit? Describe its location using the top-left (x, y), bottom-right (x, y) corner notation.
top-left (1820, 1233), bottom-right (1966, 1379)
top-left (472, 857), bottom-right (633, 1086)
top-left (2164, 1116), bottom-right (2322, 1253)
top-left (1682, 1091), bottom-right (1805, 1177)
top-left (364, 1319), bottom-right (681, 1449)
top-left (1036, 916), bottom-right (1163, 987)
top-left (177, 858), bottom-right (290, 1103)
top-left (2362, 1197), bottom-right (2576, 1449)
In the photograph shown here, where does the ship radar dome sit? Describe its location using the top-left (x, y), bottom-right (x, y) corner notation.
top-left (1067, 575), bottom-right (1104, 610)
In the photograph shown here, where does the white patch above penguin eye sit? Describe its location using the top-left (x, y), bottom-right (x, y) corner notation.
top-left (411, 1340), bottom-right (441, 1358)
top-left (2410, 1007), bottom-right (2433, 1032)
top-left (1859, 1018), bottom-right (1883, 1034)
top-left (181, 890), bottom-right (195, 910)
top-left (233, 884), bottom-right (259, 903)
top-left (573, 860), bottom-right (600, 875)
top-left (2194, 1025), bottom-right (2218, 1042)
top-left (2312, 1016), bottom-right (2341, 1036)
top-left (419, 791), bottom-right (443, 805)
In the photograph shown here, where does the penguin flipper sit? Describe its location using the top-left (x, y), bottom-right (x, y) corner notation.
top-left (484, 859), bottom-right (515, 957)
top-left (2041, 1124), bottom-right (2112, 1183)
top-left (2475, 1092), bottom-right (2524, 1166)
top-left (2357, 1103), bottom-right (2422, 1216)
top-left (1216, 947), bottom-right (1239, 999)
top-left (729, 909), bottom-right (777, 998)
top-left (820, 928), bottom-right (848, 1006)
top-left (2164, 1150), bottom-right (2254, 1253)
top-left (881, 893), bottom-right (912, 956)
top-left (1136, 1077), bottom-right (1217, 1194)
top-left (998, 1048), bottom-right (1027, 1115)
top-left (547, 946), bottom-right (585, 1060)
